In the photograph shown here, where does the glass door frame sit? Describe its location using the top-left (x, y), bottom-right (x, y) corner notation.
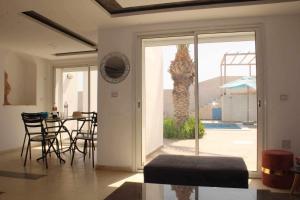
top-left (53, 64), bottom-right (98, 114)
top-left (135, 25), bottom-right (265, 178)
top-left (136, 31), bottom-right (195, 171)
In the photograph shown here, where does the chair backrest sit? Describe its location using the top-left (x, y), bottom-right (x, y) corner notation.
top-left (21, 112), bottom-right (45, 136)
top-left (78, 112), bottom-right (97, 135)
top-left (91, 112), bottom-right (97, 135)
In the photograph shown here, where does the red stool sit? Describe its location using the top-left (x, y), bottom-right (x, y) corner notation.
top-left (262, 149), bottom-right (294, 189)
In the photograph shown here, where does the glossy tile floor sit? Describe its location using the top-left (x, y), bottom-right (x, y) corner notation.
top-left (0, 147), bottom-right (290, 200)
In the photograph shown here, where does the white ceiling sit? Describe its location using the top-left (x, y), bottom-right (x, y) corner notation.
top-left (0, 0), bottom-right (300, 60)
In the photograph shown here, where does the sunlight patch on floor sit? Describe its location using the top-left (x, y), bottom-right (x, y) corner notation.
top-left (108, 173), bottom-right (143, 188)
top-left (233, 140), bottom-right (253, 144)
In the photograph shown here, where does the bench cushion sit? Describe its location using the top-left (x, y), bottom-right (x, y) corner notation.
top-left (144, 154), bottom-right (248, 188)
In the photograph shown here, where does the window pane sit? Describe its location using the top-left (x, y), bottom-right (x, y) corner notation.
top-left (90, 66), bottom-right (98, 113)
top-left (62, 67), bottom-right (89, 115)
top-left (197, 32), bottom-right (257, 171)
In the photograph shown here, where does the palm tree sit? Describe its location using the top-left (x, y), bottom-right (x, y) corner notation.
top-left (172, 185), bottom-right (193, 200)
top-left (169, 44), bottom-right (195, 126)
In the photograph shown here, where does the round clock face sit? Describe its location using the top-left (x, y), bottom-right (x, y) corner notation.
top-left (100, 52), bottom-right (130, 84)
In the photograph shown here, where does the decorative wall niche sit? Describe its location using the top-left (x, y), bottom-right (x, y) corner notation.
top-left (2, 52), bottom-right (37, 105)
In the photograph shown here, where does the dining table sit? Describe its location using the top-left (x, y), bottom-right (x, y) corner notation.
top-left (36, 115), bottom-right (87, 163)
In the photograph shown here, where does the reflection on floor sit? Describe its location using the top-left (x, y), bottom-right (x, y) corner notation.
top-left (0, 147), bottom-right (291, 200)
top-left (0, 170), bottom-right (45, 180)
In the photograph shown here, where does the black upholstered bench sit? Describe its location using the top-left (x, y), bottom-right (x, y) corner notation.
top-left (144, 154), bottom-right (248, 188)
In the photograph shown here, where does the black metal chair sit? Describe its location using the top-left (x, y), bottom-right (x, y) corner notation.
top-left (45, 118), bottom-right (71, 153)
top-left (71, 112), bottom-right (97, 168)
top-left (21, 112), bottom-right (60, 168)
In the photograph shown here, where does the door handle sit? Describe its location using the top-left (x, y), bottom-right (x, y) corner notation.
top-left (258, 100), bottom-right (262, 108)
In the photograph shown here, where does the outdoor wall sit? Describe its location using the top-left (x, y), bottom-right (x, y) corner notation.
top-left (145, 47), bottom-right (164, 156)
top-left (164, 76), bottom-right (240, 119)
top-left (199, 104), bottom-right (214, 120)
top-left (0, 48), bottom-right (52, 151)
top-left (222, 94), bottom-right (257, 122)
top-left (97, 14), bottom-right (300, 170)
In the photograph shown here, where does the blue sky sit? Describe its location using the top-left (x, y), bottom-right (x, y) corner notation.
top-left (162, 41), bottom-right (256, 89)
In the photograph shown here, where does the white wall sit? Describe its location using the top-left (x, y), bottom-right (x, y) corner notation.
top-left (145, 47), bottom-right (164, 155)
top-left (98, 29), bottom-right (134, 169)
top-left (222, 94), bottom-right (257, 122)
top-left (0, 48), bottom-right (52, 151)
top-left (2, 51), bottom-right (37, 105)
top-left (264, 15), bottom-right (300, 152)
top-left (98, 14), bottom-right (300, 170)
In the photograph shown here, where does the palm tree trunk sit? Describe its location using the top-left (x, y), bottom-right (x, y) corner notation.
top-left (173, 81), bottom-right (190, 126)
top-left (169, 44), bottom-right (195, 127)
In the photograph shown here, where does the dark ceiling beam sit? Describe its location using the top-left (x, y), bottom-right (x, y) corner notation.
top-left (96, 0), bottom-right (122, 13)
top-left (54, 49), bottom-right (98, 57)
top-left (95, 0), bottom-right (265, 15)
top-left (22, 10), bottom-right (97, 49)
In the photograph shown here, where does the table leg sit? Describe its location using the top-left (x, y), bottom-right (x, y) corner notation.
top-left (291, 174), bottom-right (300, 194)
top-left (37, 138), bottom-right (65, 163)
top-left (61, 126), bottom-right (74, 153)
top-left (59, 120), bottom-right (83, 154)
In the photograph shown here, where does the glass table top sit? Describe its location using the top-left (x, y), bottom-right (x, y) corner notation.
top-left (105, 182), bottom-right (299, 200)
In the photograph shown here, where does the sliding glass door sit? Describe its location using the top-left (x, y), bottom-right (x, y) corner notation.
top-left (90, 66), bottom-right (98, 113)
top-left (196, 32), bottom-right (258, 172)
top-left (142, 36), bottom-right (196, 164)
top-left (55, 66), bottom-right (98, 116)
top-left (140, 29), bottom-right (262, 175)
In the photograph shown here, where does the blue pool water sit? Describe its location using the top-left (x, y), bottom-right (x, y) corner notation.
top-left (203, 123), bottom-right (241, 129)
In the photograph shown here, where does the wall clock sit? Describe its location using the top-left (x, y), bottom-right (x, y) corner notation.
top-left (100, 52), bottom-right (130, 84)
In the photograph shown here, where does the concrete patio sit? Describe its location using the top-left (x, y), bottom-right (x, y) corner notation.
top-left (147, 128), bottom-right (257, 171)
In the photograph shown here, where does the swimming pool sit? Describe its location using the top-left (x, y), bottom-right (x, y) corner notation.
top-left (203, 123), bottom-right (241, 129)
